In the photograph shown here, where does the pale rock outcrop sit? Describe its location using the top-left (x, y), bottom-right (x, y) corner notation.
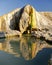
top-left (40, 12), bottom-right (52, 21)
top-left (0, 8), bottom-right (21, 37)
top-left (32, 11), bottom-right (52, 41)
top-left (0, 4), bottom-right (52, 41)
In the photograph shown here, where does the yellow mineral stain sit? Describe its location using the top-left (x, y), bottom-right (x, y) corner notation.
top-left (0, 43), bottom-right (3, 50)
top-left (31, 43), bottom-right (37, 58)
top-left (31, 7), bottom-right (37, 29)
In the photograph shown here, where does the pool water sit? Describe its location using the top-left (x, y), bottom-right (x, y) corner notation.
top-left (0, 36), bottom-right (52, 65)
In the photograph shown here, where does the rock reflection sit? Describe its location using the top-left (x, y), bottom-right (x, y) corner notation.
top-left (0, 36), bottom-right (52, 60)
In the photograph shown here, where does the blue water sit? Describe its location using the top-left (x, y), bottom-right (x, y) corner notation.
top-left (0, 36), bottom-right (52, 65)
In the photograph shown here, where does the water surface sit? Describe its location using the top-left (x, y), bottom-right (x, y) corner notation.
top-left (0, 36), bottom-right (52, 65)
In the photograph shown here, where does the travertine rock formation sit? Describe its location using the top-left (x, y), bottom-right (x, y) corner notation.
top-left (0, 5), bottom-right (52, 41)
top-left (40, 12), bottom-right (52, 21)
top-left (32, 11), bottom-right (52, 41)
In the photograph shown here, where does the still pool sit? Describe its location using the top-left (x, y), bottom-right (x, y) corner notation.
top-left (0, 36), bottom-right (52, 65)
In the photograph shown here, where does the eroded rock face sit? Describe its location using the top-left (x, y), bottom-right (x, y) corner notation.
top-left (0, 8), bottom-right (22, 37)
top-left (0, 4), bottom-right (52, 41)
top-left (31, 11), bottom-right (52, 41)
top-left (14, 5), bottom-right (31, 33)
top-left (40, 12), bottom-right (52, 21)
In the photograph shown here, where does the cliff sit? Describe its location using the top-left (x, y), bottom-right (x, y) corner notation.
top-left (0, 5), bottom-right (52, 41)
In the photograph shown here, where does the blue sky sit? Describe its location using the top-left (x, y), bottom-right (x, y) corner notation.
top-left (0, 0), bottom-right (52, 16)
